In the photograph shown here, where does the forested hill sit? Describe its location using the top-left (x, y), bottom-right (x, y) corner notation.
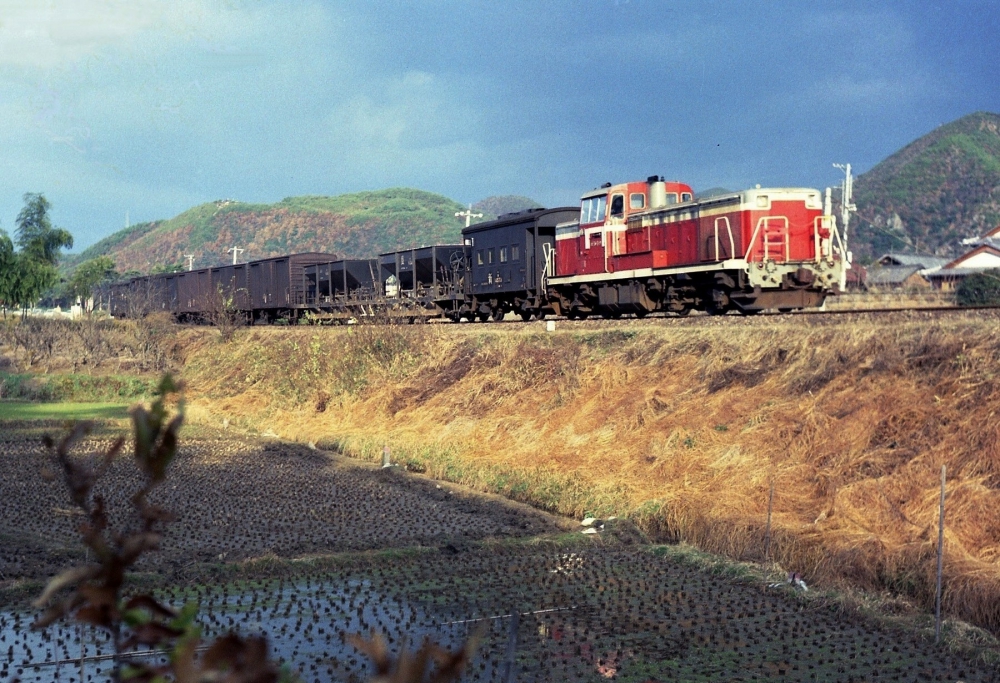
top-left (852, 111), bottom-right (1000, 261)
top-left (67, 189), bottom-right (474, 274)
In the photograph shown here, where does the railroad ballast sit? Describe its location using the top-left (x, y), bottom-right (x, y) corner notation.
top-left (106, 176), bottom-right (849, 322)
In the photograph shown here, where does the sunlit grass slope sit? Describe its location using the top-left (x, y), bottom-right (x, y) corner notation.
top-left (178, 314), bottom-right (1000, 634)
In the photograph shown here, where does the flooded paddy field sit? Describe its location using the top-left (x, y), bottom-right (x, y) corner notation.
top-left (4, 544), bottom-right (998, 682)
top-left (2, 420), bottom-right (999, 682)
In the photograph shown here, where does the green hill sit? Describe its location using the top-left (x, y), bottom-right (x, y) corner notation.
top-left (471, 195), bottom-right (544, 221)
top-left (67, 189), bottom-right (472, 274)
top-left (852, 111), bottom-right (1000, 260)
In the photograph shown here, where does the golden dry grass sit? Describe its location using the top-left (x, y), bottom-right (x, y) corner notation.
top-left (177, 313), bottom-right (1000, 634)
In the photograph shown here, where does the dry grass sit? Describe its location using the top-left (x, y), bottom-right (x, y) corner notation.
top-left (173, 313), bottom-right (1000, 635)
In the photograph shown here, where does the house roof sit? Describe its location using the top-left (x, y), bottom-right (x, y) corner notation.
top-left (925, 267), bottom-right (989, 280)
top-left (943, 244), bottom-right (1000, 269)
top-left (876, 253), bottom-right (950, 269)
top-left (866, 265), bottom-right (924, 286)
top-left (984, 224), bottom-right (1000, 239)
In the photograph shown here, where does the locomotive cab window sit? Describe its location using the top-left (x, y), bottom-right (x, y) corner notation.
top-left (666, 192), bottom-right (679, 205)
top-left (610, 194), bottom-right (625, 218)
top-left (580, 195), bottom-right (607, 224)
top-left (630, 193), bottom-right (645, 210)
top-left (499, 247), bottom-right (508, 263)
top-left (681, 192), bottom-right (693, 202)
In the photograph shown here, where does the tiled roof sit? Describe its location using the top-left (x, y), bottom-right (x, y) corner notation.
top-left (876, 253), bottom-right (950, 269)
top-left (866, 265), bottom-right (924, 286)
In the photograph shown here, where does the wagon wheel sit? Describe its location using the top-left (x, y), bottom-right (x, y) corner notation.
top-left (519, 310), bottom-right (533, 322)
top-left (449, 251), bottom-right (467, 272)
top-left (490, 307), bottom-right (505, 322)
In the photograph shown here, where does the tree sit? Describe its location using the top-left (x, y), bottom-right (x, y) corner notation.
top-left (16, 192), bottom-right (73, 265)
top-left (956, 270), bottom-right (1000, 306)
top-left (2, 193), bottom-right (75, 316)
top-left (0, 229), bottom-right (15, 317)
top-left (70, 255), bottom-right (118, 311)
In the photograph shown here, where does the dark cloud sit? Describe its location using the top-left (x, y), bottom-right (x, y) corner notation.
top-left (0, 0), bottom-right (996, 248)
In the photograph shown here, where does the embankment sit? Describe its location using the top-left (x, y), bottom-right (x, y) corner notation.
top-left (176, 312), bottom-right (1000, 634)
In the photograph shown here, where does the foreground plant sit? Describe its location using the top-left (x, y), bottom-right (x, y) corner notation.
top-left (32, 374), bottom-right (477, 682)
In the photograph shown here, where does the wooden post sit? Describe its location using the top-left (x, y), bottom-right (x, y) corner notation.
top-left (935, 464), bottom-right (946, 644)
top-left (764, 478), bottom-right (775, 562)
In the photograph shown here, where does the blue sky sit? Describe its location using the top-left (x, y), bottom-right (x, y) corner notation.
top-left (1, 0), bottom-right (998, 250)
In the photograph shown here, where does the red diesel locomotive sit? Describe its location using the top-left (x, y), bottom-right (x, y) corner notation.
top-left (546, 176), bottom-right (846, 317)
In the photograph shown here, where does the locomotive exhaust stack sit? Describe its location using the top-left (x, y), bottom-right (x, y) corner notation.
top-left (648, 175), bottom-right (667, 210)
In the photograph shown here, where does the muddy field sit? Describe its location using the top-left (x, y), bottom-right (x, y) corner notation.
top-left (0, 421), bottom-right (564, 580)
top-left (2, 419), bottom-right (1000, 682)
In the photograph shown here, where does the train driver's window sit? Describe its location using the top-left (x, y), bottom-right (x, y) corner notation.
top-left (477, 250), bottom-right (484, 265)
top-left (666, 193), bottom-right (679, 205)
top-left (630, 193), bottom-right (645, 210)
top-left (610, 194), bottom-right (624, 218)
top-left (681, 192), bottom-right (693, 202)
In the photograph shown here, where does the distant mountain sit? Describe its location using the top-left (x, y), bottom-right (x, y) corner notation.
top-left (851, 111), bottom-right (1000, 261)
top-left (471, 195), bottom-right (543, 222)
top-left (66, 189), bottom-right (468, 274)
top-left (696, 187), bottom-right (733, 199)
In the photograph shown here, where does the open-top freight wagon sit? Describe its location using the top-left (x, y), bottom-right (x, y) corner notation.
top-left (106, 175), bottom-right (848, 323)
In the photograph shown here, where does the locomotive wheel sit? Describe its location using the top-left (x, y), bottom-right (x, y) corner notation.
top-left (477, 311), bottom-right (490, 322)
top-left (674, 305), bottom-right (691, 317)
top-left (520, 310), bottom-right (533, 322)
top-left (490, 307), bottom-right (505, 322)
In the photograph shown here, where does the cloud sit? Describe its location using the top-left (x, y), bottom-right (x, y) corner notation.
top-left (0, 0), bottom-right (205, 68)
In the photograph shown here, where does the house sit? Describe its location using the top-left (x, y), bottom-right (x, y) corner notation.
top-left (864, 253), bottom-right (948, 290)
top-left (865, 265), bottom-right (930, 289)
top-left (925, 244), bottom-right (1000, 291)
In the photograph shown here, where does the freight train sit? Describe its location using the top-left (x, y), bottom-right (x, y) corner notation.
top-left (106, 176), bottom-right (848, 322)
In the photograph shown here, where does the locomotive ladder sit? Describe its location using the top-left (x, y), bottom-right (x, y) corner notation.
top-left (746, 216), bottom-right (790, 263)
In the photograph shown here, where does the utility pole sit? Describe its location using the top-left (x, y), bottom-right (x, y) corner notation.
top-left (228, 246), bottom-right (244, 265)
top-left (455, 203), bottom-right (483, 228)
top-left (184, 254), bottom-right (195, 271)
top-left (833, 163), bottom-right (856, 292)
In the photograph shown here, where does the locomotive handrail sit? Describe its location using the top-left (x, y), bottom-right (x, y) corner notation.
top-left (713, 217), bottom-right (735, 261)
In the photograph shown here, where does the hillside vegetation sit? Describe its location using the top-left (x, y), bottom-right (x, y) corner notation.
top-left (67, 189), bottom-right (472, 274)
top-left (172, 313), bottom-right (1000, 636)
top-left (853, 111), bottom-right (1000, 260)
top-left (471, 195), bottom-right (544, 221)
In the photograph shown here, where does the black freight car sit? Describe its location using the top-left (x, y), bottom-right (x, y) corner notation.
top-left (378, 245), bottom-right (470, 321)
top-left (461, 207), bottom-right (578, 321)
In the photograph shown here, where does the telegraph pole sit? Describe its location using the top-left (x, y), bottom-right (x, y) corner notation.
top-left (832, 163), bottom-right (856, 252)
top-left (184, 255), bottom-right (195, 271)
top-left (833, 163), bottom-right (856, 292)
top-left (228, 247), bottom-right (244, 265)
top-left (455, 203), bottom-right (483, 228)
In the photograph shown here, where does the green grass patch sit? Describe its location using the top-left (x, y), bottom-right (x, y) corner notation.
top-left (0, 371), bottom-right (157, 402)
top-left (0, 401), bottom-right (130, 421)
